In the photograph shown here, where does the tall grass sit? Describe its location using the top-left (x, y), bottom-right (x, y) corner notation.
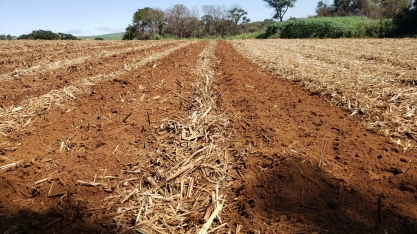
top-left (225, 31), bottom-right (265, 40)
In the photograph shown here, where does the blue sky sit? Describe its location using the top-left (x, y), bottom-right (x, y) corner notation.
top-left (0, 0), bottom-right (317, 36)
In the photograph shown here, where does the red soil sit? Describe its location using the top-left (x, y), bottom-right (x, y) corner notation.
top-left (0, 41), bottom-right (141, 73)
top-left (0, 40), bottom-right (416, 234)
top-left (0, 42), bottom-right (183, 106)
top-left (215, 41), bottom-right (417, 233)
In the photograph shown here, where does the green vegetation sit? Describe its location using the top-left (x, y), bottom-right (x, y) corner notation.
top-left (18, 30), bottom-right (78, 40)
top-left (77, 33), bottom-right (124, 40)
top-left (316, 0), bottom-right (410, 19)
top-left (392, 3), bottom-right (417, 36)
top-left (225, 31), bottom-right (266, 40)
top-left (263, 0), bottom-right (416, 39)
top-left (0, 34), bottom-right (14, 40)
top-left (265, 17), bottom-right (394, 38)
top-left (313, 0), bottom-right (417, 37)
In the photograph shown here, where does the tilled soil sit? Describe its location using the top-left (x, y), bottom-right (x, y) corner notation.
top-left (0, 41), bottom-right (207, 233)
top-left (215, 41), bottom-right (417, 233)
top-left (0, 42), bottom-right (183, 106)
top-left (0, 41), bottom-right (141, 73)
top-left (1, 40), bottom-right (416, 234)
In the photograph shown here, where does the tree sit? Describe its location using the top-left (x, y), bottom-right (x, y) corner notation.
top-left (360, 0), bottom-right (385, 18)
top-left (324, 0), bottom-right (409, 18)
top-left (228, 8), bottom-right (250, 25)
top-left (57, 33), bottom-right (78, 40)
top-left (0, 34), bottom-right (13, 40)
top-left (316, 0), bottom-right (332, 16)
top-left (200, 14), bottom-right (215, 36)
top-left (165, 4), bottom-right (199, 38)
top-left (122, 25), bottom-right (137, 40)
top-left (351, 0), bottom-right (372, 16)
top-left (380, 0), bottom-right (409, 18)
top-left (201, 5), bottom-right (229, 37)
top-left (263, 0), bottom-right (297, 22)
top-left (332, 0), bottom-right (353, 15)
top-left (145, 8), bottom-right (165, 36)
top-left (126, 7), bottom-right (165, 39)
top-left (392, 0), bottom-right (417, 35)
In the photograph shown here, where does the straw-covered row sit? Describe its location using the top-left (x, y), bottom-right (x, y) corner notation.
top-left (229, 39), bottom-right (417, 151)
top-left (0, 41), bottom-right (194, 138)
top-left (104, 41), bottom-right (232, 233)
top-left (0, 40), bottom-right (121, 54)
top-left (0, 40), bottom-right (135, 73)
top-left (0, 41), bottom-right (173, 82)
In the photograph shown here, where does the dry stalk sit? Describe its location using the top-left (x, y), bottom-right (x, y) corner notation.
top-left (0, 41), bottom-right (171, 82)
top-left (0, 160), bottom-right (23, 171)
top-left (0, 41), bottom-right (196, 137)
top-left (109, 41), bottom-right (231, 233)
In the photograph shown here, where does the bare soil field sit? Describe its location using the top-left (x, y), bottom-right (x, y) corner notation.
top-left (0, 39), bottom-right (416, 234)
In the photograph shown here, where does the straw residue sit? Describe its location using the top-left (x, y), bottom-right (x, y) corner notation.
top-left (0, 41), bottom-right (171, 82)
top-left (0, 41), bottom-right (194, 137)
top-left (106, 41), bottom-right (231, 233)
top-left (229, 39), bottom-right (417, 151)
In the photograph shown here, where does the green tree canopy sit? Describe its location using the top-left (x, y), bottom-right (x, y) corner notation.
top-left (316, 0), bottom-right (410, 18)
top-left (18, 30), bottom-right (77, 40)
top-left (316, 1), bottom-right (332, 16)
top-left (0, 34), bottom-right (13, 40)
top-left (123, 7), bottom-right (165, 40)
top-left (228, 8), bottom-right (250, 25)
top-left (263, 0), bottom-right (297, 22)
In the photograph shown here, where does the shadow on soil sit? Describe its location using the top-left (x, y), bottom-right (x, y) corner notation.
top-left (228, 149), bottom-right (417, 234)
top-left (0, 208), bottom-right (100, 234)
top-left (214, 40), bottom-right (417, 234)
top-left (0, 177), bottom-right (108, 234)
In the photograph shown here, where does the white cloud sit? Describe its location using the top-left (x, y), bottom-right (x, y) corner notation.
top-left (96, 27), bottom-right (124, 34)
top-left (65, 29), bottom-right (85, 35)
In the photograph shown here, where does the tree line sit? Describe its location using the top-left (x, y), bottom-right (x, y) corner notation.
top-left (0, 34), bottom-right (15, 40)
top-left (315, 0), bottom-right (417, 35)
top-left (122, 4), bottom-right (252, 40)
top-left (316, 0), bottom-right (414, 18)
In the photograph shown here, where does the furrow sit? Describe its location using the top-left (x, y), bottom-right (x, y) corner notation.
top-left (229, 39), bottom-right (417, 150)
top-left (0, 41), bottom-right (173, 81)
top-left (0, 41), bottom-right (195, 137)
top-left (0, 41), bottom-right (185, 106)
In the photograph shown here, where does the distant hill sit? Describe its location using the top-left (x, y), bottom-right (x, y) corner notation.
top-left (77, 33), bottom-right (124, 40)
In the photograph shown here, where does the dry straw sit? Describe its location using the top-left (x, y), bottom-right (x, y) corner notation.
top-left (102, 41), bottom-right (232, 233)
top-left (1, 40), bottom-right (122, 75)
top-left (229, 39), bottom-right (417, 151)
top-left (0, 41), bottom-right (195, 137)
top-left (0, 41), bottom-right (173, 82)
